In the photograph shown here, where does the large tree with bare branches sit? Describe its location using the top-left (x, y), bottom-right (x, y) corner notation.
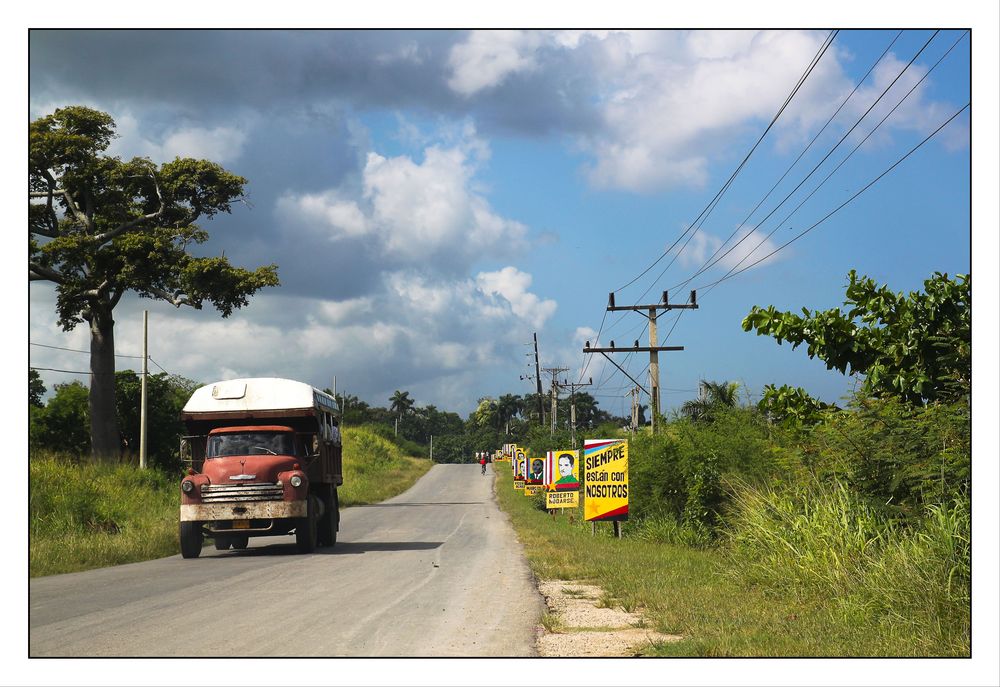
top-left (29, 106), bottom-right (279, 460)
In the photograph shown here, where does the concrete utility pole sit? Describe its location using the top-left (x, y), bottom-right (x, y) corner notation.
top-left (558, 378), bottom-right (593, 448)
top-left (139, 310), bottom-right (148, 469)
top-left (582, 290), bottom-right (699, 434)
top-left (628, 386), bottom-right (641, 436)
top-left (542, 366), bottom-right (570, 436)
top-left (533, 333), bottom-right (545, 427)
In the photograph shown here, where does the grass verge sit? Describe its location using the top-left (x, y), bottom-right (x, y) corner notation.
top-left (493, 472), bottom-right (968, 656)
top-left (30, 428), bottom-right (431, 577)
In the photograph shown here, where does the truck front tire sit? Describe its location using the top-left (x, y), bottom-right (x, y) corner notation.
top-left (295, 497), bottom-right (317, 554)
top-left (180, 521), bottom-right (204, 559)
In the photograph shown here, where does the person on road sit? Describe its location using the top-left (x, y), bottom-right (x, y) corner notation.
top-left (480, 455), bottom-right (487, 475)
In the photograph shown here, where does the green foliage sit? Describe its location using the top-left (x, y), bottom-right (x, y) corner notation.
top-left (680, 380), bottom-right (741, 422)
top-left (339, 426), bottom-right (432, 506)
top-left (742, 271), bottom-right (970, 405)
top-left (757, 384), bottom-right (837, 427)
top-left (29, 369), bottom-right (47, 407)
top-left (30, 382), bottom-right (91, 456)
top-left (803, 396), bottom-right (970, 515)
top-left (114, 371), bottom-right (198, 472)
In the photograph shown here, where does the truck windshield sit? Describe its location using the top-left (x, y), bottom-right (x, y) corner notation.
top-left (206, 432), bottom-right (295, 458)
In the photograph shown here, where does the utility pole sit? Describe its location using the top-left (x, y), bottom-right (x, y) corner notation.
top-left (542, 366), bottom-right (570, 435)
top-left (628, 385), bottom-right (640, 436)
top-left (139, 310), bottom-right (148, 469)
top-left (533, 333), bottom-right (545, 427)
top-left (583, 290), bottom-right (698, 433)
top-left (559, 378), bottom-right (593, 448)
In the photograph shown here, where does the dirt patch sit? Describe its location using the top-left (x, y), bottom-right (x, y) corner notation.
top-left (535, 580), bottom-right (681, 657)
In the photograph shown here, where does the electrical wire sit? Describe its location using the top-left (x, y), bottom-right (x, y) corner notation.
top-left (668, 30), bottom-right (905, 292)
top-left (673, 29), bottom-right (944, 292)
top-left (697, 101), bottom-right (970, 294)
top-left (612, 29), bottom-right (838, 295)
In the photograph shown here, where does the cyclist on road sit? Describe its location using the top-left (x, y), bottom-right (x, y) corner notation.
top-left (480, 455), bottom-right (487, 475)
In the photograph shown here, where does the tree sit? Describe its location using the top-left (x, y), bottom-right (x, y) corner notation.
top-left (681, 380), bottom-right (740, 422)
top-left (389, 390), bottom-right (414, 435)
top-left (31, 381), bottom-right (91, 456)
top-left (742, 271), bottom-right (970, 405)
top-left (114, 371), bottom-right (198, 472)
top-left (29, 106), bottom-right (279, 459)
top-left (29, 370), bottom-right (47, 408)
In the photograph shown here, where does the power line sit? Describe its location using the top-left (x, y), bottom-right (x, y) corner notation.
top-left (30, 341), bottom-right (144, 359)
top-left (668, 29), bottom-right (906, 292)
top-left (612, 29), bottom-right (838, 295)
top-left (674, 29), bottom-right (944, 291)
top-left (697, 101), bottom-right (970, 294)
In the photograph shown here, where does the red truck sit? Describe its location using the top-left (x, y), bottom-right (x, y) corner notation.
top-left (178, 378), bottom-right (342, 558)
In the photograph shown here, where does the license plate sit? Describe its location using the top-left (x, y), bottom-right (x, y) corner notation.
top-left (232, 519), bottom-right (250, 529)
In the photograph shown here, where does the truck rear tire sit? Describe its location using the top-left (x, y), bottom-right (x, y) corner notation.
top-left (232, 535), bottom-right (249, 550)
top-left (213, 536), bottom-right (231, 551)
top-left (296, 497), bottom-right (317, 553)
top-left (318, 486), bottom-right (339, 548)
top-left (180, 521), bottom-right (203, 559)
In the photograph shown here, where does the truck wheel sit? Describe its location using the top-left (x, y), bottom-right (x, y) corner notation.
top-left (213, 536), bottom-right (231, 551)
top-left (318, 486), bottom-right (338, 548)
top-left (295, 497), bottom-right (317, 554)
top-left (180, 521), bottom-right (203, 559)
top-left (231, 535), bottom-right (249, 550)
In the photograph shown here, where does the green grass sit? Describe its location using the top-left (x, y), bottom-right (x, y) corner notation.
top-left (493, 471), bottom-right (970, 656)
top-left (338, 424), bottom-right (432, 506)
top-left (30, 428), bottom-right (432, 577)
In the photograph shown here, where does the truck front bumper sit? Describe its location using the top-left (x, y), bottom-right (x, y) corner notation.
top-left (180, 499), bottom-right (307, 522)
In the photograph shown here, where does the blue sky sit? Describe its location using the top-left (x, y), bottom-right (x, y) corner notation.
top-left (25, 27), bottom-right (978, 420)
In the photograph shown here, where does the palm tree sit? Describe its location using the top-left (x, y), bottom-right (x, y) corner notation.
top-left (495, 394), bottom-right (523, 435)
top-left (389, 390), bottom-right (415, 436)
top-left (681, 380), bottom-right (740, 422)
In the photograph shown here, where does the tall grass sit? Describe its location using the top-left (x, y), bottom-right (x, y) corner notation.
top-left (723, 478), bottom-right (970, 654)
top-left (29, 452), bottom-right (178, 577)
top-left (339, 424), bottom-right (431, 506)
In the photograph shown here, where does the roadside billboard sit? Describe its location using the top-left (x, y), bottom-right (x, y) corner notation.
top-left (526, 457), bottom-right (545, 485)
top-left (583, 439), bottom-right (628, 522)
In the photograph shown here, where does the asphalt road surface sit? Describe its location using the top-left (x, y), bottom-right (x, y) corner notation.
top-left (29, 463), bottom-right (543, 657)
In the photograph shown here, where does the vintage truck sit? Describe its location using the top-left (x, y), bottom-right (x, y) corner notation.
top-left (178, 377), bottom-right (342, 558)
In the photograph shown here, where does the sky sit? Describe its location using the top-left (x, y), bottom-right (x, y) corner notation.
top-left (12, 3), bottom-right (1000, 685)
top-left (25, 24), bottom-right (983, 422)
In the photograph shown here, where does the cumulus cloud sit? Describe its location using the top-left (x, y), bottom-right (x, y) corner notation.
top-left (675, 226), bottom-right (785, 274)
top-left (111, 111), bottom-right (249, 164)
top-left (276, 128), bottom-right (527, 271)
top-left (447, 30), bottom-right (543, 96)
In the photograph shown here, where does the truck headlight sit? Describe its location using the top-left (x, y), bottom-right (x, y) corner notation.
top-left (181, 480), bottom-right (195, 493)
top-left (289, 475), bottom-right (303, 488)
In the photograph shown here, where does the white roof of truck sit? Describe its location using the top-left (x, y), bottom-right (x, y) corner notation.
top-left (182, 378), bottom-right (337, 415)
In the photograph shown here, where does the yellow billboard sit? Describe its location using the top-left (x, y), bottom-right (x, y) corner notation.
top-left (524, 484), bottom-right (543, 496)
top-left (583, 439), bottom-right (628, 521)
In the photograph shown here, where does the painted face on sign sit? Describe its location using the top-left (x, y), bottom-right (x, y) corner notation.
top-left (558, 454), bottom-right (573, 477)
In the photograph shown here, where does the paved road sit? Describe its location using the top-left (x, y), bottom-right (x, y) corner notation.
top-left (29, 463), bottom-right (542, 657)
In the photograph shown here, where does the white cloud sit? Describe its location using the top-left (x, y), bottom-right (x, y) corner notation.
top-left (675, 226), bottom-right (785, 274)
top-left (110, 112), bottom-right (248, 164)
top-left (476, 267), bottom-right (557, 329)
top-left (447, 30), bottom-right (543, 96)
top-left (277, 129), bottom-right (527, 270)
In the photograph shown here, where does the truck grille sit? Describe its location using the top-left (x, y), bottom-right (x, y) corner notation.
top-left (200, 483), bottom-right (284, 503)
